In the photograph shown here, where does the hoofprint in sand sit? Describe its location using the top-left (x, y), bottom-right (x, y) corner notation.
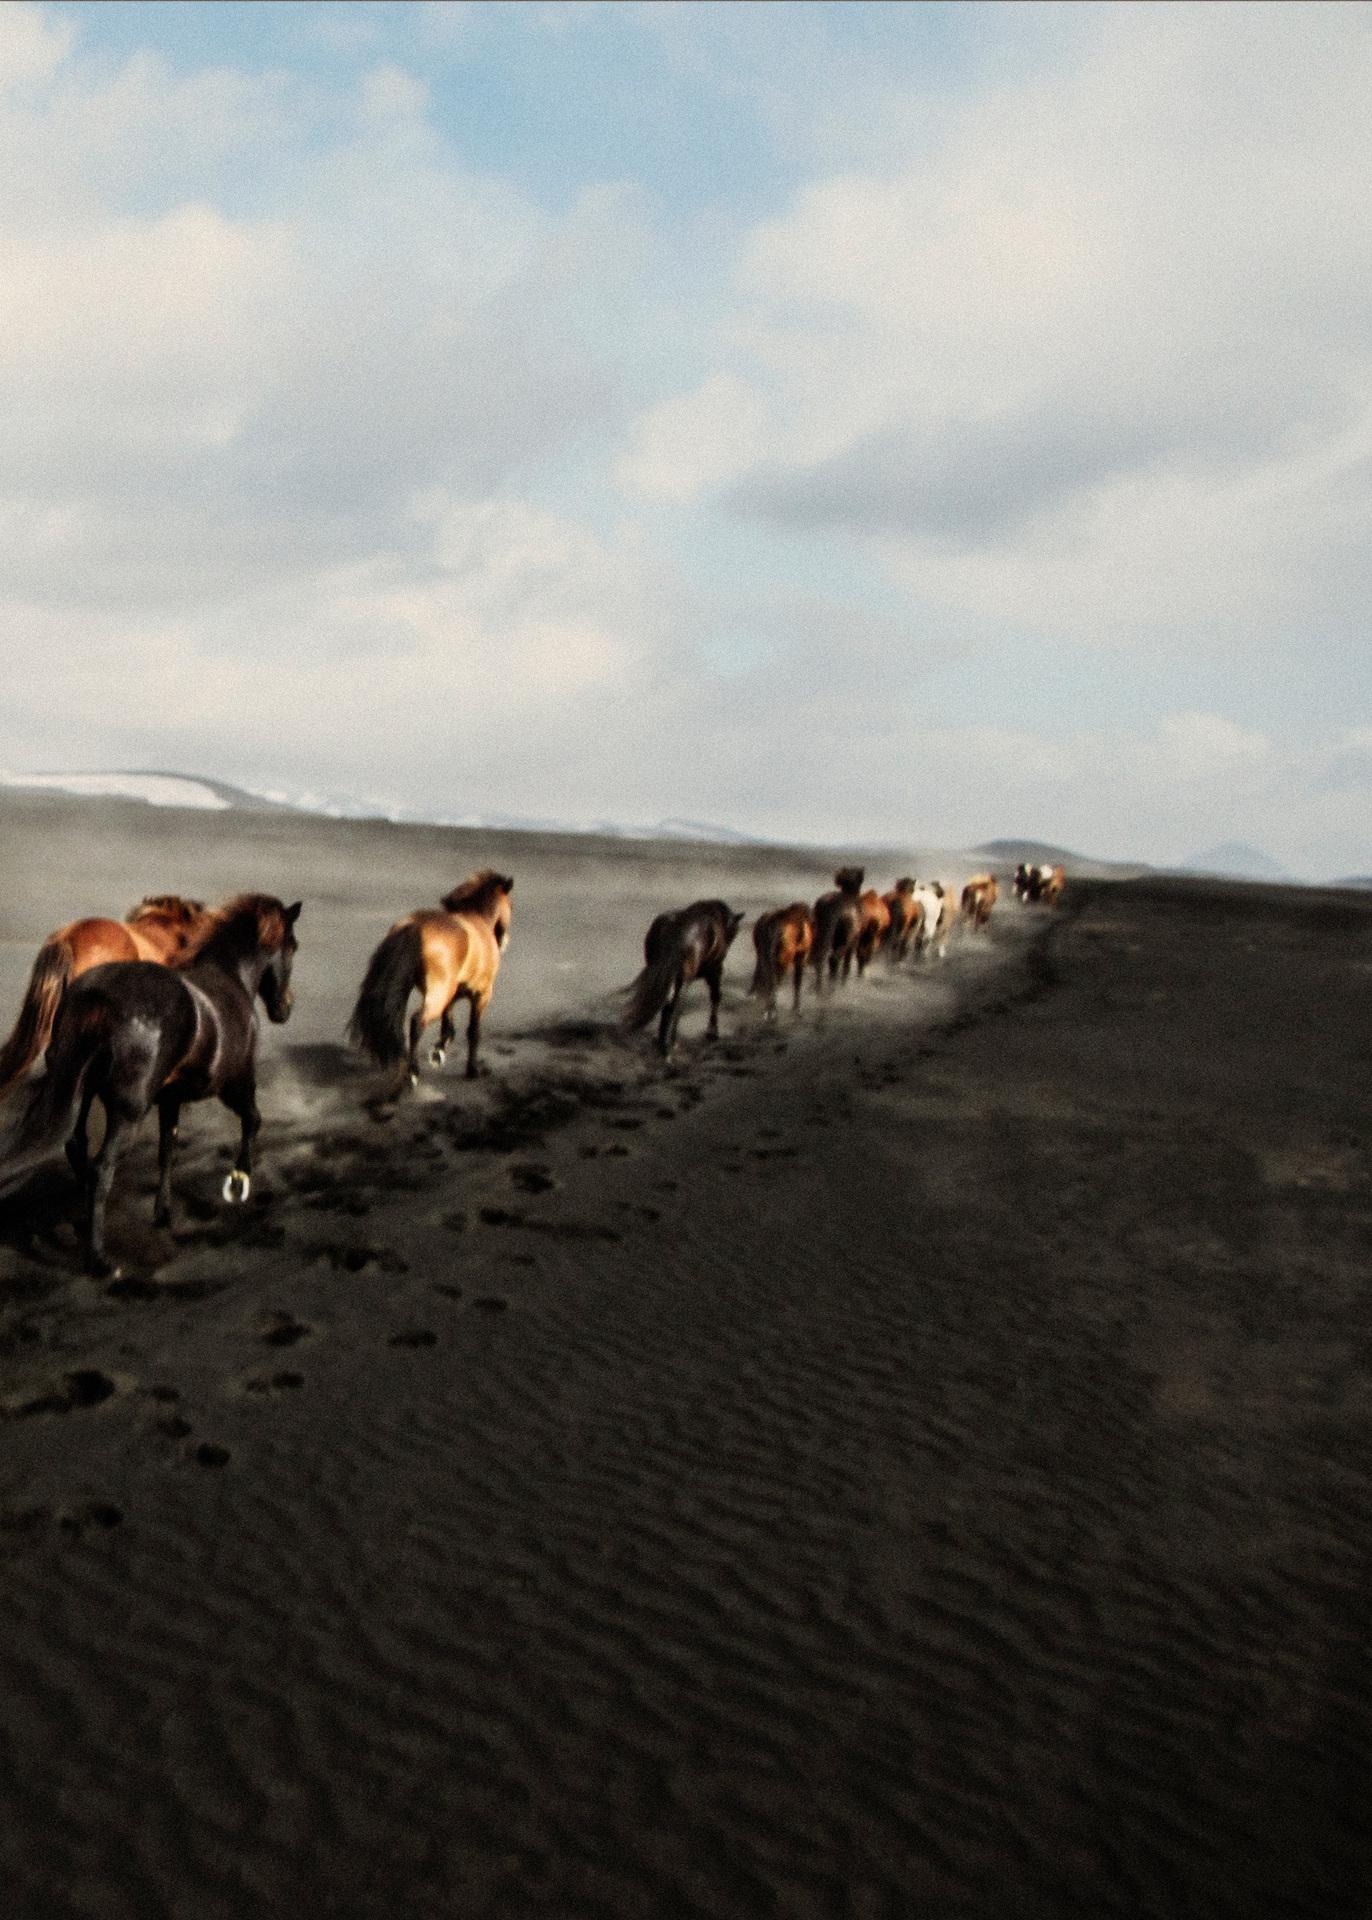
top-left (2, 801), bottom-right (1370, 1916)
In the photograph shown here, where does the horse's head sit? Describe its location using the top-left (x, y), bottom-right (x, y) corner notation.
top-left (257, 900), bottom-right (302, 1024)
top-left (442, 870), bottom-right (514, 946)
top-left (835, 866), bottom-right (864, 895)
top-left (492, 874), bottom-right (514, 949)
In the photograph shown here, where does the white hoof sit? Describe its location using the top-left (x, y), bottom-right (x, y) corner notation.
top-left (430, 1046), bottom-right (447, 1067)
top-left (407, 1069), bottom-right (420, 1088)
top-left (222, 1170), bottom-right (251, 1205)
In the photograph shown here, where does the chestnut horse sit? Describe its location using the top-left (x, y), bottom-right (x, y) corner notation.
top-left (0, 894), bottom-right (211, 1100)
top-left (960, 872), bottom-right (998, 931)
top-left (0, 895), bottom-right (300, 1276)
top-left (883, 879), bottom-right (923, 962)
top-left (811, 868), bottom-right (865, 989)
top-left (750, 903), bottom-right (814, 1019)
top-left (348, 870), bottom-right (513, 1091)
top-left (624, 900), bottom-right (744, 1055)
top-left (855, 889), bottom-right (892, 976)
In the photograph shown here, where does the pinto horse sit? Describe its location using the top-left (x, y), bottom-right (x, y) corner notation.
top-left (1019, 862), bottom-right (1067, 905)
top-left (811, 868), bottom-right (865, 988)
top-left (0, 894), bottom-right (210, 1100)
top-left (348, 870), bottom-right (513, 1091)
top-left (0, 895), bottom-right (300, 1276)
top-left (911, 881), bottom-right (953, 960)
top-left (624, 900), bottom-right (744, 1055)
top-left (750, 903), bottom-right (814, 1019)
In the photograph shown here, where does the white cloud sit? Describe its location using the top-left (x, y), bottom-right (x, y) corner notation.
top-left (621, 4), bottom-right (1372, 650)
top-left (0, 2), bottom-right (72, 92)
top-left (617, 373), bottom-right (770, 502)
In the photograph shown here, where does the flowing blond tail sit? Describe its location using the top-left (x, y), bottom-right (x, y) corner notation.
top-left (0, 935), bottom-right (75, 1101)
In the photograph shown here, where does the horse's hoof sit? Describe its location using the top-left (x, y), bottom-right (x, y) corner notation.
top-left (430, 1046), bottom-right (447, 1067)
top-left (90, 1256), bottom-right (120, 1281)
top-left (222, 1170), bottom-right (251, 1205)
top-left (153, 1207), bottom-right (171, 1230)
top-left (407, 1070), bottom-right (420, 1089)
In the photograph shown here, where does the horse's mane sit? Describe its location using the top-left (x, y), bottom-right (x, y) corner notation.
top-left (126, 893), bottom-right (207, 926)
top-left (441, 870), bottom-right (513, 915)
top-left (183, 893), bottom-right (291, 961)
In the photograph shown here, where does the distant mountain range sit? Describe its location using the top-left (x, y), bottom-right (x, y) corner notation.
top-left (0, 769), bottom-right (767, 847)
top-left (0, 769), bottom-right (296, 813)
top-left (1180, 841), bottom-right (1290, 882)
top-left (973, 838), bottom-right (1083, 867)
top-left (5, 774), bottom-right (1360, 885)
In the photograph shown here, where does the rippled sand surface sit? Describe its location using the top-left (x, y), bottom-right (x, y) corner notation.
top-left (1, 796), bottom-right (1370, 1918)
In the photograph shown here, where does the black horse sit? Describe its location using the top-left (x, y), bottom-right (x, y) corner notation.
top-left (624, 900), bottom-right (744, 1055)
top-left (0, 894), bottom-right (300, 1275)
top-left (811, 867), bottom-right (865, 988)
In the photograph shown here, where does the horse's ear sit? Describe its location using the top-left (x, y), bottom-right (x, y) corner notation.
top-left (501, 875), bottom-right (514, 894)
top-left (285, 901), bottom-right (302, 925)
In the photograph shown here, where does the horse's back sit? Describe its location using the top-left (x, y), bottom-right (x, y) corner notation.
top-left (57, 962), bottom-right (200, 1087)
top-left (418, 909), bottom-right (500, 996)
top-left (63, 918), bottom-right (141, 972)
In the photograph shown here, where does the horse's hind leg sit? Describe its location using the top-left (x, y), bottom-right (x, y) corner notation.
top-left (84, 1104), bottom-right (138, 1279)
top-left (792, 956), bottom-right (805, 1013)
top-left (658, 977), bottom-right (683, 1056)
top-left (703, 963), bottom-right (723, 1040)
top-left (465, 993), bottom-right (489, 1079)
top-left (431, 1005), bottom-right (455, 1068)
top-left (154, 1096), bottom-right (181, 1227)
top-left (65, 1072), bottom-right (100, 1181)
top-left (221, 1079), bottom-right (260, 1205)
top-left (406, 1007), bottom-right (426, 1087)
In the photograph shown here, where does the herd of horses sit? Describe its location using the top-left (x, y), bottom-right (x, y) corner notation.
top-left (0, 856), bottom-right (1064, 1273)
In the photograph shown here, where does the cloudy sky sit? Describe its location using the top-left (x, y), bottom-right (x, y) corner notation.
top-left (2, 1), bottom-right (1370, 873)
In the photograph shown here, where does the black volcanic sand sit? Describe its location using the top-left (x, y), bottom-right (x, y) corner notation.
top-left (2, 865), bottom-right (1372, 1918)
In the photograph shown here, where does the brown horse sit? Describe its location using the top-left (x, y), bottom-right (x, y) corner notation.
top-left (855, 888), bottom-right (893, 976)
top-left (883, 879), bottom-right (923, 961)
top-left (811, 867), bottom-right (865, 988)
top-left (960, 872), bottom-right (998, 931)
top-left (750, 903), bottom-right (814, 1019)
top-left (348, 870), bottom-right (513, 1091)
top-left (0, 895), bottom-right (300, 1276)
top-left (624, 900), bottom-right (744, 1054)
top-left (0, 894), bottom-right (210, 1100)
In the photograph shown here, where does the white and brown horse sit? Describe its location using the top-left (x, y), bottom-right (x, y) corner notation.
top-left (911, 881), bottom-right (954, 960)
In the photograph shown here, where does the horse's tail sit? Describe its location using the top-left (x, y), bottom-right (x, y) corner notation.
top-left (0, 992), bottom-right (107, 1195)
top-left (749, 918), bottom-right (779, 1001)
top-left (811, 900), bottom-right (839, 977)
top-left (623, 942), bottom-right (681, 1032)
top-left (348, 923), bottom-right (423, 1066)
top-left (0, 933), bottom-right (77, 1102)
